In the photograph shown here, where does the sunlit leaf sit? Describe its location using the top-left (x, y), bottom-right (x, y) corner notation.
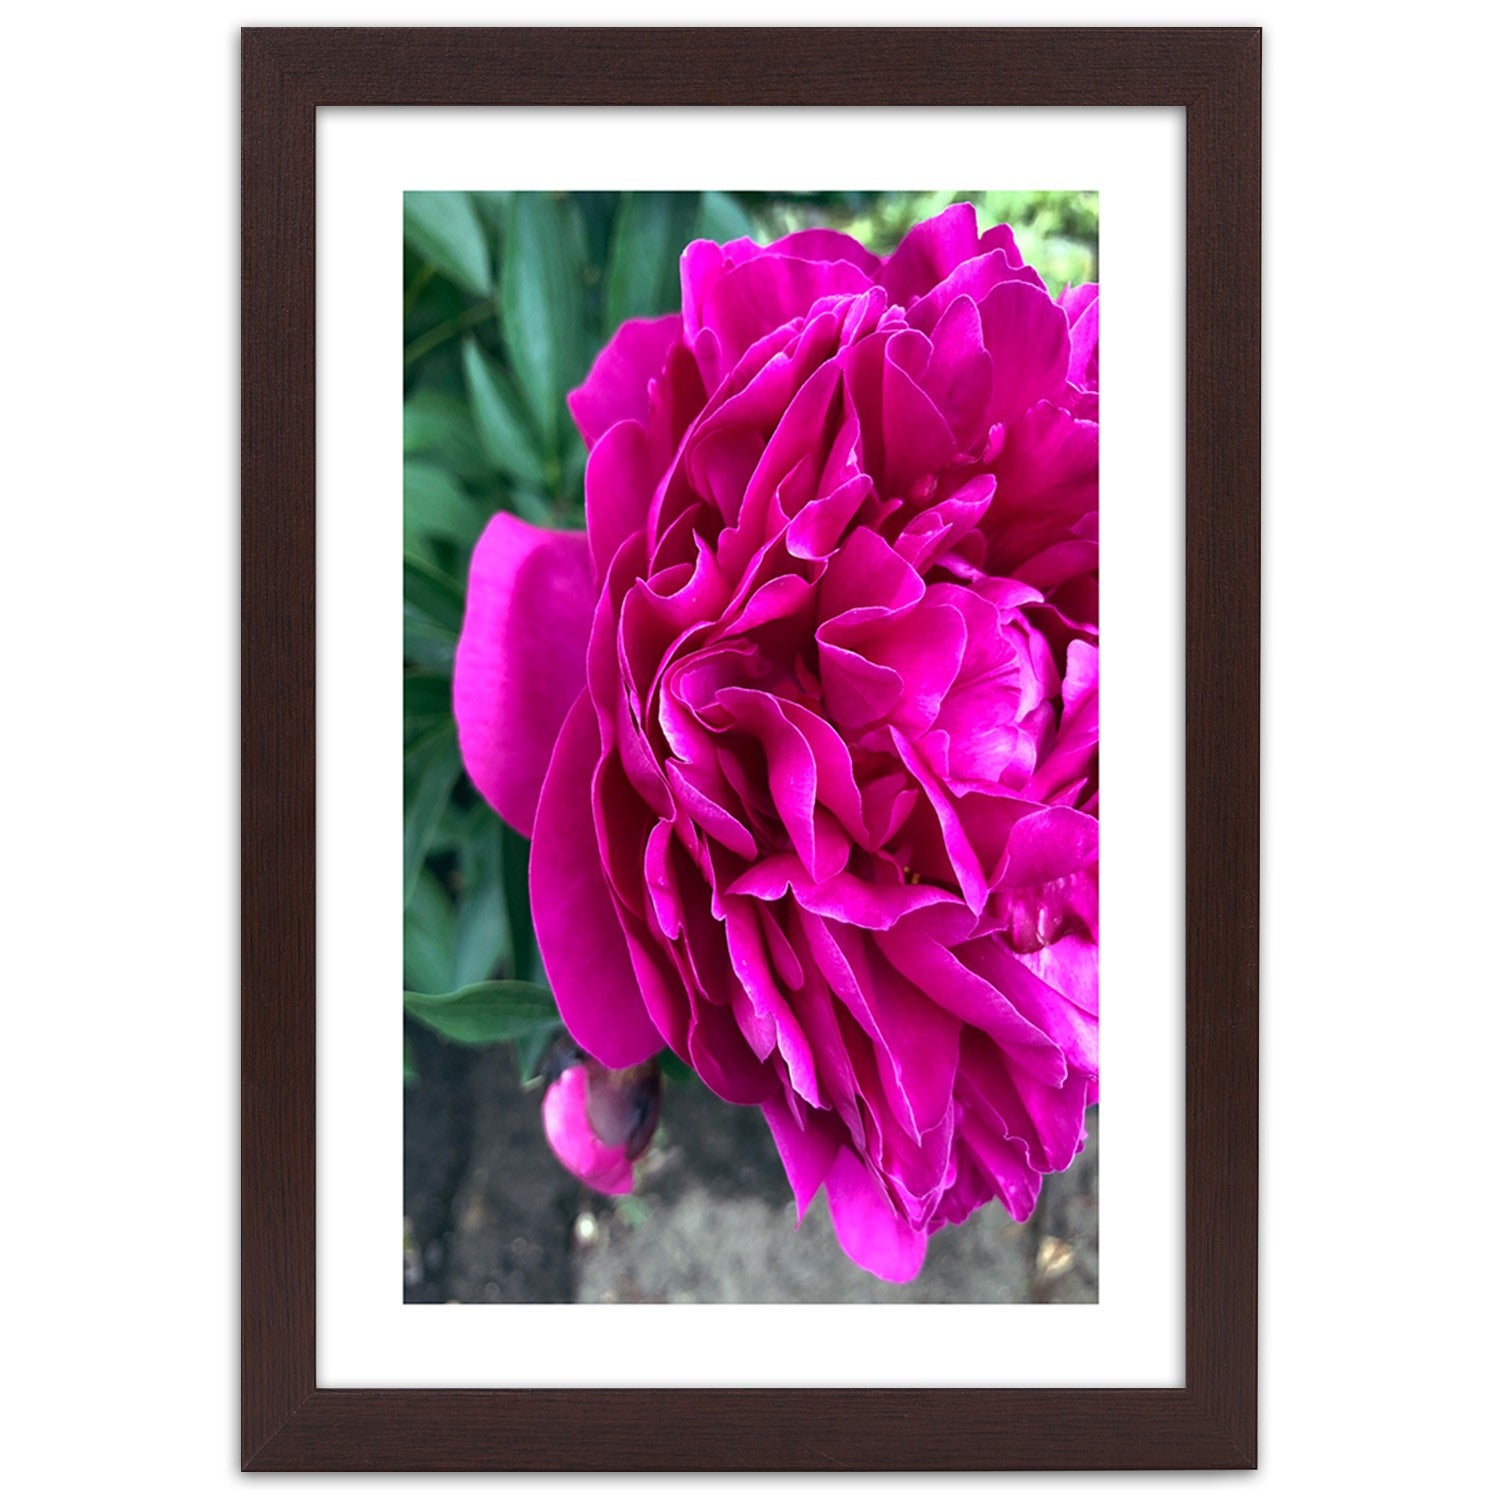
top-left (404, 460), bottom-right (484, 551)
top-left (500, 194), bottom-right (585, 455)
top-left (471, 190), bottom-right (515, 243)
top-left (403, 731), bottom-right (460, 907)
top-left (404, 191), bottom-right (492, 299)
top-left (403, 606), bottom-right (456, 673)
top-left (460, 337), bottom-right (549, 487)
top-left (403, 868), bottom-right (457, 995)
top-left (403, 552), bottom-right (465, 636)
top-left (605, 191), bottom-right (699, 327)
top-left (452, 806), bottom-right (510, 986)
top-left (404, 389), bottom-right (491, 483)
top-left (697, 191), bottom-right (758, 245)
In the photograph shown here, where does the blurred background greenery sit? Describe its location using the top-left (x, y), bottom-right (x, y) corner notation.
top-left (402, 189), bottom-right (1099, 1086)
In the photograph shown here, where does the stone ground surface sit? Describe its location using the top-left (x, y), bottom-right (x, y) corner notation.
top-left (404, 1024), bottom-right (1098, 1304)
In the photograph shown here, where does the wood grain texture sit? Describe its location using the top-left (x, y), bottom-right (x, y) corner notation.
top-left (241, 24), bottom-right (1260, 1471)
top-left (241, 27), bottom-right (317, 1468)
top-left (1184, 29), bottom-right (1261, 1468)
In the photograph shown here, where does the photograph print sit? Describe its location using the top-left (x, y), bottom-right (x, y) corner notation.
top-left (402, 189), bottom-right (1100, 1304)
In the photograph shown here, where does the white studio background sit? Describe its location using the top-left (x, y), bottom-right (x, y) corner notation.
top-left (3, 0), bottom-right (1492, 1496)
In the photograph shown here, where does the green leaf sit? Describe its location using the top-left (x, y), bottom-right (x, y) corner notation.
top-left (403, 731), bottom-right (460, 907)
top-left (604, 191), bottom-right (699, 328)
top-left (404, 389), bottom-right (491, 483)
top-left (576, 191), bottom-right (620, 272)
top-left (404, 460), bottom-right (484, 551)
top-left (515, 1022), bottom-right (561, 1082)
top-left (403, 980), bottom-right (559, 1047)
top-left (404, 191), bottom-right (492, 299)
top-left (562, 425), bottom-right (588, 500)
top-left (403, 552), bottom-right (465, 636)
top-left (696, 191), bottom-right (758, 245)
top-left (507, 486), bottom-right (556, 527)
top-left (452, 807), bottom-right (510, 987)
top-left (404, 677), bottom-right (453, 759)
top-left (404, 719), bottom-right (448, 755)
top-left (403, 868), bottom-right (457, 995)
top-left (658, 1049), bottom-right (695, 1084)
top-left (405, 262), bottom-right (469, 341)
top-left (502, 823), bottom-right (535, 982)
top-left (500, 194), bottom-right (585, 455)
top-left (404, 674), bottom-right (452, 725)
top-left (403, 1036), bottom-right (420, 1089)
top-left (460, 337), bottom-right (548, 486)
top-left (403, 606), bottom-right (456, 673)
top-left (616, 1196), bottom-right (650, 1228)
top-left (471, 190), bottom-right (515, 243)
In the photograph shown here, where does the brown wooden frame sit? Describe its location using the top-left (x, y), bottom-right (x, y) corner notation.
top-left (242, 25), bottom-right (1259, 1471)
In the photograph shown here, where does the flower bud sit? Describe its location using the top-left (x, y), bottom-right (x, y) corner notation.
top-left (541, 1055), bottom-right (661, 1195)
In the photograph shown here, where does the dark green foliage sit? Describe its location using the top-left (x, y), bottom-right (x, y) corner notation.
top-left (404, 981), bottom-right (562, 1050)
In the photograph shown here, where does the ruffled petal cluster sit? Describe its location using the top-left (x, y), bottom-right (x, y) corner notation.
top-left (456, 203), bottom-right (1099, 1279)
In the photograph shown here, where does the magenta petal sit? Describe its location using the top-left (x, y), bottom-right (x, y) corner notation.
top-left (1030, 641), bottom-right (1099, 802)
top-left (1061, 283), bottom-right (1099, 321)
top-left (679, 237), bottom-right (758, 340)
top-left (908, 249), bottom-right (1047, 336)
top-left (967, 940), bottom-right (1098, 1079)
top-left (880, 201), bottom-right (982, 305)
top-left (819, 524), bottom-right (924, 624)
top-left (584, 417), bottom-right (654, 579)
top-left (879, 925), bottom-right (1066, 1087)
top-left (684, 984), bottom-right (778, 1105)
top-left (568, 314), bottom-right (682, 449)
top-left (453, 513), bottom-right (595, 838)
top-left (763, 1091), bottom-right (840, 1221)
top-left (888, 729), bottom-right (990, 913)
top-left (1017, 933), bottom-right (1099, 1021)
top-left (724, 900), bottom-right (822, 1104)
top-left (786, 474), bottom-right (873, 561)
top-left (810, 918), bottom-right (960, 1141)
top-left (766, 226), bottom-right (882, 278)
top-left (823, 1147), bottom-right (926, 1282)
top-left (861, 599), bottom-right (968, 735)
top-left (978, 221), bottom-right (1024, 261)
top-left (958, 1111), bottom-right (1041, 1222)
top-left (531, 696), bottom-right (664, 1068)
top-left (960, 1029), bottom-right (1091, 1175)
top-left (1065, 289), bottom-right (1100, 390)
top-left (816, 638), bottom-right (904, 731)
top-left (699, 253), bottom-right (872, 376)
top-left (987, 402), bottom-right (1099, 576)
top-left (978, 282), bottom-right (1071, 427)
top-left (922, 294), bottom-right (992, 451)
top-left (716, 687), bottom-right (851, 882)
top-left (998, 806), bottom-right (1099, 888)
top-left (843, 331), bottom-right (957, 497)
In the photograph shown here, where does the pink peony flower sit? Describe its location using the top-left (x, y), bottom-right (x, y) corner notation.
top-left (456, 203), bottom-right (1099, 1280)
top-left (541, 1058), bottom-right (661, 1196)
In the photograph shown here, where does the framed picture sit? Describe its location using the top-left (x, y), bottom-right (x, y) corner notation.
top-left (243, 26), bottom-right (1259, 1470)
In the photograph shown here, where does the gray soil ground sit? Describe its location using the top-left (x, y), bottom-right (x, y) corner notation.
top-left (404, 1023), bottom-right (1098, 1304)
